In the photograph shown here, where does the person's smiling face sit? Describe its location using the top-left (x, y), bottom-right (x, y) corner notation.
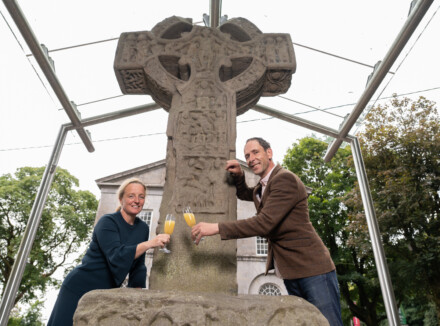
top-left (120, 183), bottom-right (145, 218)
top-left (244, 140), bottom-right (274, 178)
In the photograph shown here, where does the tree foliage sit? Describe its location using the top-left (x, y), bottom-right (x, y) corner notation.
top-left (8, 300), bottom-right (44, 326)
top-left (0, 166), bottom-right (98, 310)
top-left (283, 137), bottom-right (355, 256)
top-left (344, 96), bottom-right (440, 324)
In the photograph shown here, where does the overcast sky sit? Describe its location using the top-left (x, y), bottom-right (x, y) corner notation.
top-left (2, 0), bottom-right (440, 198)
top-left (1, 0), bottom-right (440, 321)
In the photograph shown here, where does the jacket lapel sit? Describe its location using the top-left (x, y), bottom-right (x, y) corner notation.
top-left (252, 165), bottom-right (283, 209)
top-left (260, 164), bottom-right (282, 204)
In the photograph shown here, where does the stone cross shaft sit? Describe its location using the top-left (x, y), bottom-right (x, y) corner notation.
top-left (114, 16), bottom-right (296, 294)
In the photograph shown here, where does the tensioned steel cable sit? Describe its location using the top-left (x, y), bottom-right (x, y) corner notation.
top-left (0, 9), bottom-right (56, 104)
top-left (3, 83), bottom-right (439, 153)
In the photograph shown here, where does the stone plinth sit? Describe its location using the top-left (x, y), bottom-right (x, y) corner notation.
top-left (73, 288), bottom-right (328, 325)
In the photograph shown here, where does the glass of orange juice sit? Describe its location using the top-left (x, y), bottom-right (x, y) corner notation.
top-left (183, 206), bottom-right (196, 227)
top-left (184, 206), bottom-right (204, 242)
top-left (160, 214), bottom-right (175, 253)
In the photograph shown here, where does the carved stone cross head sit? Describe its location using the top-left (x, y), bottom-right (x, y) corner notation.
top-left (114, 16), bottom-right (296, 115)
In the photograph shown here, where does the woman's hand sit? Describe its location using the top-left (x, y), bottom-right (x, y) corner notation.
top-left (135, 234), bottom-right (170, 258)
top-left (151, 234), bottom-right (170, 248)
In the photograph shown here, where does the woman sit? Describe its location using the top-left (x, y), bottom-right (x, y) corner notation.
top-left (48, 178), bottom-right (170, 325)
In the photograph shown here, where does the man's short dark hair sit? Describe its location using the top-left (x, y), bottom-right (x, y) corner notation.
top-left (246, 137), bottom-right (271, 151)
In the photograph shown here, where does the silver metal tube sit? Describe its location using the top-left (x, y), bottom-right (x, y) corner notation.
top-left (324, 0), bottom-right (433, 162)
top-left (67, 103), bottom-right (161, 130)
top-left (351, 137), bottom-right (400, 326)
top-left (0, 126), bottom-right (68, 326)
top-left (253, 104), bottom-right (354, 142)
top-left (2, 0), bottom-right (94, 153)
top-left (209, 0), bottom-right (221, 27)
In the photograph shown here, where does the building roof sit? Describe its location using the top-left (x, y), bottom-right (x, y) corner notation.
top-left (95, 158), bottom-right (312, 194)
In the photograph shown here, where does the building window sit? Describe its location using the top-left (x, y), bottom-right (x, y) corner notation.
top-left (138, 210), bottom-right (153, 226)
top-left (258, 283), bottom-right (282, 296)
top-left (256, 236), bottom-right (268, 255)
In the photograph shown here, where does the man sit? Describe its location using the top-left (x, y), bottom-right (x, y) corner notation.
top-left (191, 137), bottom-right (343, 326)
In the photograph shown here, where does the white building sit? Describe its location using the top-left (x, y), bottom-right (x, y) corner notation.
top-left (95, 159), bottom-right (287, 296)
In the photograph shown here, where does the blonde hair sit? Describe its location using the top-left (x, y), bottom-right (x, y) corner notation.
top-left (116, 178), bottom-right (147, 211)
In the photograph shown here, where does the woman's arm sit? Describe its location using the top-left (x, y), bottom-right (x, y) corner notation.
top-left (134, 234), bottom-right (170, 259)
top-left (128, 234), bottom-right (170, 288)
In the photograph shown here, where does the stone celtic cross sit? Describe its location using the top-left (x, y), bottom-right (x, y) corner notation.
top-left (114, 16), bottom-right (295, 294)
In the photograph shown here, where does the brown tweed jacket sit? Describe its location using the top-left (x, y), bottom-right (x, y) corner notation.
top-left (219, 164), bottom-right (335, 279)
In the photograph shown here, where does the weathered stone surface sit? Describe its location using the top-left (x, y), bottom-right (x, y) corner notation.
top-left (114, 16), bottom-right (296, 294)
top-left (73, 288), bottom-right (328, 326)
top-left (114, 16), bottom-right (296, 115)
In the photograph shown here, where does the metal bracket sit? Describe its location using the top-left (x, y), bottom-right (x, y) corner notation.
top-left (40, 43), bottom-right (55, 71)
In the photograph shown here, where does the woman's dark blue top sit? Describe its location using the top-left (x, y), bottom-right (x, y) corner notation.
top-left (47, 212), bottom-right (150, 325)
top-left (63, 211), bottom-right (150, 294)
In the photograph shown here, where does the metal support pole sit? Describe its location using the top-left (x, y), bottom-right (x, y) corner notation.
top-left (351, 137), bottom-right (400, 326)
top-left (73, 102), bottom-right (161, 129)
top-left (253, 104), bottom-right (353, 142)
top-left (2, 0), bottom-right (94, 152)
top-left (0, 125), bottom-right (68, 326)
top-left (324, 0), bottom-right (434, 162)
top-left (209, 0), bottom-right (221, 27)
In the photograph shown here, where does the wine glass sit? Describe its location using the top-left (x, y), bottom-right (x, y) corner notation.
top-left (183, 206), bottom-right (196, 227)
top-left (183, 206), bottom-right (204, 242)
top-left (159, 214), bottom-right (175, 253)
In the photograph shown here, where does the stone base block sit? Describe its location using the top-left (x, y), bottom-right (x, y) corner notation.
top-left (73, 288), bottom-right (328, 325)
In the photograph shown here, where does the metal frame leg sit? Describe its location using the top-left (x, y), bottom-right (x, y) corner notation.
top-left (351, 137), bottom-right (400, 326)
top-left (0, 125), bottom-right (68, 326)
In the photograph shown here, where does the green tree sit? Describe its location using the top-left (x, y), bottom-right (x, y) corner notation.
top-left (8, 300), bottom-right (44, 326)
top-left (344, 96), bottom-right (440, 324)
top-left (0, 167), bottom-right (98, 319)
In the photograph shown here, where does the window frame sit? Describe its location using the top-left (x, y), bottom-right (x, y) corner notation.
top-left (256, 236), bottom-right (268, 256)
